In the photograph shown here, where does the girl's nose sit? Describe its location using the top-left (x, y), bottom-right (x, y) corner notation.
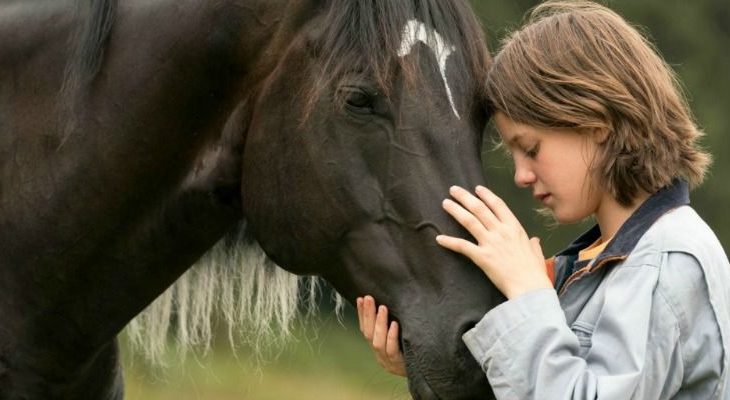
top-left (513, 160), bottom-right (536, 188)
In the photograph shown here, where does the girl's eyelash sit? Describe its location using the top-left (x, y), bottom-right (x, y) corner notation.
top-left (525, 143), bottom-right (540, 158)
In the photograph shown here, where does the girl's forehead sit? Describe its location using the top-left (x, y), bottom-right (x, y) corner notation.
top-left (493, 112), bottom-right (535, 142)
top-left (493, 112), bottom-right (594, 150)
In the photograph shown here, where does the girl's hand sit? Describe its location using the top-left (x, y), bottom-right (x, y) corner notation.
top-left (436, 185), bottom-right (553, 300)
top-left (356, 295), bottom-right (407, 377)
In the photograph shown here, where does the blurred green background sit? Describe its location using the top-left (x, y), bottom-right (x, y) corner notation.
top-left (122, 1), bottom-right (730, 398)
top-left (121, 314), bottom-right (410, 400)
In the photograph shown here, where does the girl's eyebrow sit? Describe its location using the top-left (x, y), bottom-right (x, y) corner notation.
top-left (505, 132), bottom-right (525, 147)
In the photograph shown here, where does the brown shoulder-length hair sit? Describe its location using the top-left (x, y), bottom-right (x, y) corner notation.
top-left (486, 0), bottom-right (711, 206)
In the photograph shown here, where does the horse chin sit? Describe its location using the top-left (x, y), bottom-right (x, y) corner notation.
top-left (401, 340), bottom-right (443, 400)
top-left (407, 368), bottom-right (487, 400)
top-left (402, 332), bottom-right (492, 400)
top-left (407, 373), bottom-right (441, 400)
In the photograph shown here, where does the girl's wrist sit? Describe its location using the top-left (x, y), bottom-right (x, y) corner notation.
top-left (503, 277), bottom-right (553, 300)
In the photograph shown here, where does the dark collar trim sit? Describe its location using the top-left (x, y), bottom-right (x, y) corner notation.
top-left (556, 179), bottom-right (690, 266)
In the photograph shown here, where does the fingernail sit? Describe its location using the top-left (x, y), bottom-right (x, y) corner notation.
top-left (435, 235), bottom-right (444, 242)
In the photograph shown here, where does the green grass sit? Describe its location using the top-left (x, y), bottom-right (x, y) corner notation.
top-left (121, 316), bottom-right (409, 400)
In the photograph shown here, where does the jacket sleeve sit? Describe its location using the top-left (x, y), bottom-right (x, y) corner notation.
top-left (462, 264), bottom-right (682, 400)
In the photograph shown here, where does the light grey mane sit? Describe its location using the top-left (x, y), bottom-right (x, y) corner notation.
top-left (125, 225), bottom-right (343, 364)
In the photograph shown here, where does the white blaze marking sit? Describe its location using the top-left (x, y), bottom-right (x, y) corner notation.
top-left (397, 19), bottom-right (460, 119)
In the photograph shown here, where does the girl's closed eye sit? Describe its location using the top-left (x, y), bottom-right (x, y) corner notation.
top-left (525, 143), bottom-right (540, 159)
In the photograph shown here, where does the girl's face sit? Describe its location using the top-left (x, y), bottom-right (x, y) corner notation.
top-left (493, 112), bottom-right (605, 224)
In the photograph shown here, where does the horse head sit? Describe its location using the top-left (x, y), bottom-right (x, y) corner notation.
top-left (242, 2), bottom-right (501, 398)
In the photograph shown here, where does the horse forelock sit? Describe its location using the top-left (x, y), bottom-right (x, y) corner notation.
top-left (125, 223), bottom-right (344, 365)
top-left (307, 0), bottom-right (490, 112)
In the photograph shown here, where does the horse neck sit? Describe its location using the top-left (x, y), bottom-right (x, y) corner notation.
top-left (0, 0), bottom-right (306, 381)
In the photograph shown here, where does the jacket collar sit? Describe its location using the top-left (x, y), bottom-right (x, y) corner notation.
top-left (557, 179), bottom-right (690, 266)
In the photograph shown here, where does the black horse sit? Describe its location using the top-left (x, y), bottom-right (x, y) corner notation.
top-left (0, 1), bottom-right (503, 399)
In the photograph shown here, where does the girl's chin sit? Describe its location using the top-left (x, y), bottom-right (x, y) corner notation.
top-left (537, 205), bottom-right (587, 225)
top-left (549, 208), bottom-right (575, 224)
top-left (553, 209), bottom-right (594, 225)
top-left (556, 216), bottom-right (581, 224)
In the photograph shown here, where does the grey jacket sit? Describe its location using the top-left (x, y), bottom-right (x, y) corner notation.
top-left (463, 180), bottom-right (730, 399)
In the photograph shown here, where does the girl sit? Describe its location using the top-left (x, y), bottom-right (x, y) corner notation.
top-left (357, 1), bottom-right (730, 398)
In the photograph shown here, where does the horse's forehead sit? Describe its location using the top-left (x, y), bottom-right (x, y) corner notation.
top-left (397, 19), bottom-right (461, 120)
top-left (397, 19), bottom-right (455, 62)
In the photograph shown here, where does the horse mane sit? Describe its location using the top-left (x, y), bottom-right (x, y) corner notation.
top-left (126, 223), bottom-right (342, 364)
top-left (309, 0), bottom-right (491, 110)
top-left (62, 0), bottom-right (116, 94)
top-left (59, 0), bottom-right (117, 144)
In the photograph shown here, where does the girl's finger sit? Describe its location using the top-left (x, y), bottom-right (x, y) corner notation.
top-left (442, 199), bottom-right (490, 244)
top-left (449, 186), bottom-right (499, 230)
top-left (386, 321), bottom-right (401, 359)
top-left (387, 322), bottom-right (407, 377)
top-left (475, 185), bottom-right (521, 227)
top-left (435, 234), bottom-right (481, 261)
top-left (355, 297), bottom-right (362, 333)
top-left (356, 297), bottom-right (364, 334)
top-left (361, 296), bottom-right (376, 341)
top-left (371, 305), bottom-right (389, 352)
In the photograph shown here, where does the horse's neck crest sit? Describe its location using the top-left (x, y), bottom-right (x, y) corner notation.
top-left (397, 19), bottom-right (460, 120)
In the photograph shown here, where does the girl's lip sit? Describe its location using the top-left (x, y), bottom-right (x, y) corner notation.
top-left (535, 193), bottom-right (551, 203)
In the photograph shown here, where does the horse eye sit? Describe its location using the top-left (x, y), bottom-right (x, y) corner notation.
top-left (341, 87), bottom-right (374, 113)
top-left (347, 91), bottom-right (371, 107)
